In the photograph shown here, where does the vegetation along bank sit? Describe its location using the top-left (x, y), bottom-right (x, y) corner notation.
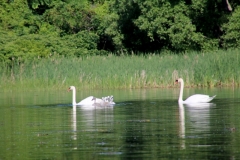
top-left (1, 50), bottom-right (240, 90)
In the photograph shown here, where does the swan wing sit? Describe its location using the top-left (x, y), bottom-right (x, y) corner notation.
top-left (78, 95), bottom-right (115, 106)
top-left (77, 96), bottom-right (94, 105)
top-left (184, 94), bottom-right (216, 103)
top-left (94, 97), bottom-right (115, 106)
top-left (95, 98), bottom-right (105, 103)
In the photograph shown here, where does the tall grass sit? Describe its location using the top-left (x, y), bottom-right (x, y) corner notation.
top-left (1, 49), bottom-right (240, 90)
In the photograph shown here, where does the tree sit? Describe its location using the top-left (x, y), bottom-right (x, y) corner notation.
top-left (222, 6), bottom-right (240, 48)
top-left (104, 0), bottom-right (205, 52)
top-left (135, 0), bottom-right (206, 51)
top-left (0, 0), bottom-right (39, 35)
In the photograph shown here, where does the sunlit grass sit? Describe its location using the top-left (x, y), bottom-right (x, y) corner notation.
top-left (1, 49), bottom-right (240, 91)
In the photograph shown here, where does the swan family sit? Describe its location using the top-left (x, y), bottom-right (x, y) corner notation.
top-left (68, 78), bottom-right (216, 106)
top-left (68, 86), bottom-right (115, 106)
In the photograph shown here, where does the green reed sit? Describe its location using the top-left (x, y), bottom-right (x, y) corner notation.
top-left (1, 49), bottom-right (240, 91)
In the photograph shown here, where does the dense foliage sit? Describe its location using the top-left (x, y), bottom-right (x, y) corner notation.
top-left (1, 0), bottom-right (240, 63)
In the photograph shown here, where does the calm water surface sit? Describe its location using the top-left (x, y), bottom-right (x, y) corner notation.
top-left (1, 88), bottom-right (240, 159)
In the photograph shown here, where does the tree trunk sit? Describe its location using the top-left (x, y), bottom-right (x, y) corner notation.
top-left (223, 0), bottom-right (232, 12)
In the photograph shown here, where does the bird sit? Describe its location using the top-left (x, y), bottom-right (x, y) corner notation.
top-left (68, 86), bottom-right (115, 106)
top-left (175, 78), bottom-right (216, 104)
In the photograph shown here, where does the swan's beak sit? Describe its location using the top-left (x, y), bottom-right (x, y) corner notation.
top-left (175, 80), bottom-right (179, 84)
top-left (67, 88), bottom-right (71, 92)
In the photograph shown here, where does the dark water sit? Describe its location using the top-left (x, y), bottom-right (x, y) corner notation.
top-left (1, 88), bottom-right (240, 159)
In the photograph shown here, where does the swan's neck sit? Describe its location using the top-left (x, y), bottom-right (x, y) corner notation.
top-left (178, 81), bottom-right (184, 103)
top-left (72, 88), bottom-right (77, 105)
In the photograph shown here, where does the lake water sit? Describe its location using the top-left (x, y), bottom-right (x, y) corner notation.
top-left (1, 87), bottom-right (240, 159)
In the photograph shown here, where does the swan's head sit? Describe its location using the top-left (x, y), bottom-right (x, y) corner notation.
top-left (175, 78), bottom-right (183, 84)
top-left (68, 86), bottom-right (75, 92)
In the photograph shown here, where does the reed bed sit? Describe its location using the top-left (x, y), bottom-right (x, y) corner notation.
top-left (1, 49), bottom-right (240, 91)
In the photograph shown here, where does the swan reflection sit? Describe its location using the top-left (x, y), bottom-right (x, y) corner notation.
top-left (71, 105), bottom-right (114, 142)
top-left (72, 105), bottom-right (77, 140)
top-left (178, 103), bottom-right (185, 149)
top-left (178, 103), bottom-right (215, 149)
top-left (185, 103), bottom-right (215, 133)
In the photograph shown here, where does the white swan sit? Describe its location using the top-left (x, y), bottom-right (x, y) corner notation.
top-left (175, 78), bottom-right (216, 104)
top-left (68, 86), bottom-right (115, 106)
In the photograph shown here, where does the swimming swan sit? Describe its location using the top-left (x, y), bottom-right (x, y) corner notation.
top-left (175, 78), bottom-right (216, 104)
top-left (68, 86), bottom-right (115, 106)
